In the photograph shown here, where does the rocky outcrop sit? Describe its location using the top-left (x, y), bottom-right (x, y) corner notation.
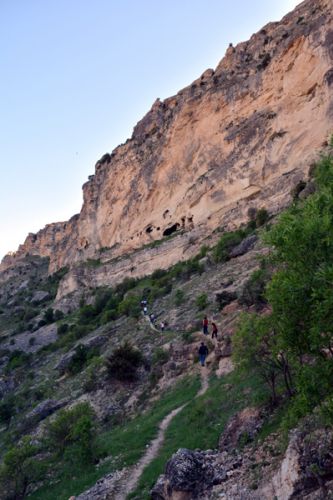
top-left (54, 334), bottom-right (107, 374)
top-left (152, 418), bottom-right (333, 500)
top-left (229, 234), bottom-right (258, 258)
top-left (151, 448), bottom-right (226, 499)
top-left (1, 0), bottom-right (333, 294)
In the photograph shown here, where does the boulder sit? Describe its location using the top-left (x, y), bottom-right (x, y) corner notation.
top-left (25, 398), bottom-right (68, 424)
top-left (229, 235), bottom-right (257, 258)
top-left (17, 279), bottom-right (30, 291)
top-left (151, 448), bottom-right (227, 499)
top-left (83, 334), bottom-right (107, 349)
top-left (54, 351), bottom-right (76, 374)
top-left (31, 290), bottom-right (50, 304)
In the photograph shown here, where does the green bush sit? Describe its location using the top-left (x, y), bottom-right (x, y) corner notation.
top-left (79, 305), bottom-right (97, 323)
top-left (94, 289), bottom-right (114, 314)
top-left (47, 403), bottom-right (96, 464)
top-left (196, 293), bottom-right (208, 311)
top-left (182, 331), bottom-right (194, 344)
top-left (23, 307), bottom-right (38, 322)
top-left (152, 347), bottom-right (169, 365)
top-left (57, 323), bottom-right (69, 335)
top-left (197, 245), bottom-right (209, 259)
top-left (213, 229), bottom-right (248, 263)
top-left (43, 307), bottom-right (54, 324)
top-left (255, 208), bottom-right (269, 227)
top-left (100, 309), bottom-right (118, 324)
top-left (0, 436), bottom-right (45, 499)
top-left (174, 289), bottom-right (185, 306)
top-left (83, 356), bottom-right (104, 392)
top-left (118, 295), bottom-right (141, 318)
top-left (115, 277), bottom-right (137, 296)
top-left (72, 324), bottom-right (90, 339)
top-left (151, 269), bottom-right (168, 280)
top-left (106, 341), bottom-right (144, 381)
top-left (0, 397), bottom-right (15, 428)
top-left (67, 345), bottom-right (90, 375)
top-left (5, 350), bottom-right (31, 373)
top-left (54, 309), bottom-right (64, 321)
top-left (238, 267), bottom-right (270, 308)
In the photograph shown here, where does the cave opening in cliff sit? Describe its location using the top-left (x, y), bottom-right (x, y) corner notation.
top-left (146, 225), bottom-right (153, 234)
top-left (163, 223), bottom-right (180, 237)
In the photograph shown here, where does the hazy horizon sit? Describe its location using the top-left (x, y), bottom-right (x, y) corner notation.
top-left (0, 0), bottom-right (300, 260)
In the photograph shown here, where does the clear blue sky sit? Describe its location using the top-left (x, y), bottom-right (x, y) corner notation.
top-left (0, 0), bottom-right (299, 259)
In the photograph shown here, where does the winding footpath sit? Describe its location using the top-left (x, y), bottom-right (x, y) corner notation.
top-left (114, 364), bottom-right (210, 500)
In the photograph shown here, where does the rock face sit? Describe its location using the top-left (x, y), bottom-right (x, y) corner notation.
top-left (152, 425), bottom-right (333, 500)
top-left (2, 0), bottom-right (333, 295)
top-left (151, 448), bottom-right (225, 499)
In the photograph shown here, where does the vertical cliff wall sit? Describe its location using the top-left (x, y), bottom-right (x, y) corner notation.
top-left (2, 0), bottom-right (333, 276)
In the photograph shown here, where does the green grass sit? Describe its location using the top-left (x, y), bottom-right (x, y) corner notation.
top-left (129, 369), bottom-right (270, 499)
top-left (28, 375), bottom-right (200, 500)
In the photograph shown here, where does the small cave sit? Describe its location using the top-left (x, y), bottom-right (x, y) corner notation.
top-left (145, 225), bottom-right (153, 234)
top-left (163, 223), bottom-right (180, 237)
top-left (157, 227), bottom-right (160, 231)
top-left (163, 209), bottom-right (170, 219)
top-left (181, 216), bottom-right (186, 229)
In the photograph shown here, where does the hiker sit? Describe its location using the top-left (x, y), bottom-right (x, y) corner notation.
top-left (202, 315), bottom-right (209, 335)
top-left (143, 306), bottom-right (148, 315)
top-left (150, 313), bottom-right (155, 323)
top-left (198, 342), bottom-right (208, 367)
top-left (160, 321), bottom-right (165, 332)
top-left (141, 299), bottom-right (147, 309)
top-left (211, 321), bottom-right (218, 339)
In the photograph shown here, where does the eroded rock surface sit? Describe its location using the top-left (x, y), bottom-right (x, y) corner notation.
top-left (1, 0), bottom-right (333, 301)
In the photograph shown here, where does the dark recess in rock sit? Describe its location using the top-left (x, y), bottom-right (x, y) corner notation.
top-left (163, 223), bottom-right (180, 237)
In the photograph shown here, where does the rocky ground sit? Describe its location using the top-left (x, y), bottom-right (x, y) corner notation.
top-left (0, 225), bottom-right (332, 500)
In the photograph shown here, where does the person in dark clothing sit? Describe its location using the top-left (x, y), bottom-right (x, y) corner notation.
top-left (202, 316), bottom-right (209, 335)
top-left (211, 321), bottom-right (218, 339)
top-left (198, 342), bottom-right (208, 367)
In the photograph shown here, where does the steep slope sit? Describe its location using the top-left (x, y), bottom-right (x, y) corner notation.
top-left (2, 0), bottom-right (333, 281)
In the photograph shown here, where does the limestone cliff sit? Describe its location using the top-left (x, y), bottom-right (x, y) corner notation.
top-left (2, 0), bottom-right (333, 282)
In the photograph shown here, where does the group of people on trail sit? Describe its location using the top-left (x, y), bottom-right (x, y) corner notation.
top-left (141, 298), bottom-right (165, 332)
top-left (198, 316), bottom-right (219, 367)
top-left (202, 315), bottom-right (218, 339)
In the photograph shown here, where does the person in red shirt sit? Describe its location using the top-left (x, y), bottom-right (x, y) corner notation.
top-left (202, 316), bottom-right (209, 335)
top-left (211, 321), bottom-right (218, 339)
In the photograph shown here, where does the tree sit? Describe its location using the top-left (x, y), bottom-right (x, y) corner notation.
top-left (47, 403), bottom-right (96, 464)
top-left (0, 436), bottom-right (45, 499)
top-left (234, 154), bottom-right (333, 418)
top-left (106, 341), bottom-right (144, 381)
top-left (233, 313), bottom-right (293, 404)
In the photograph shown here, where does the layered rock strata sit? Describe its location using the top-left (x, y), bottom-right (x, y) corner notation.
top-left (2, 0), bottom-right (333, 292)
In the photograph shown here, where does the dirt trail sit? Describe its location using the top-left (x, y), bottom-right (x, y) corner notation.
top-left (142, 311), bottom-right (160, 333)
top-left (114, 363), bottom-right (210, 500)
